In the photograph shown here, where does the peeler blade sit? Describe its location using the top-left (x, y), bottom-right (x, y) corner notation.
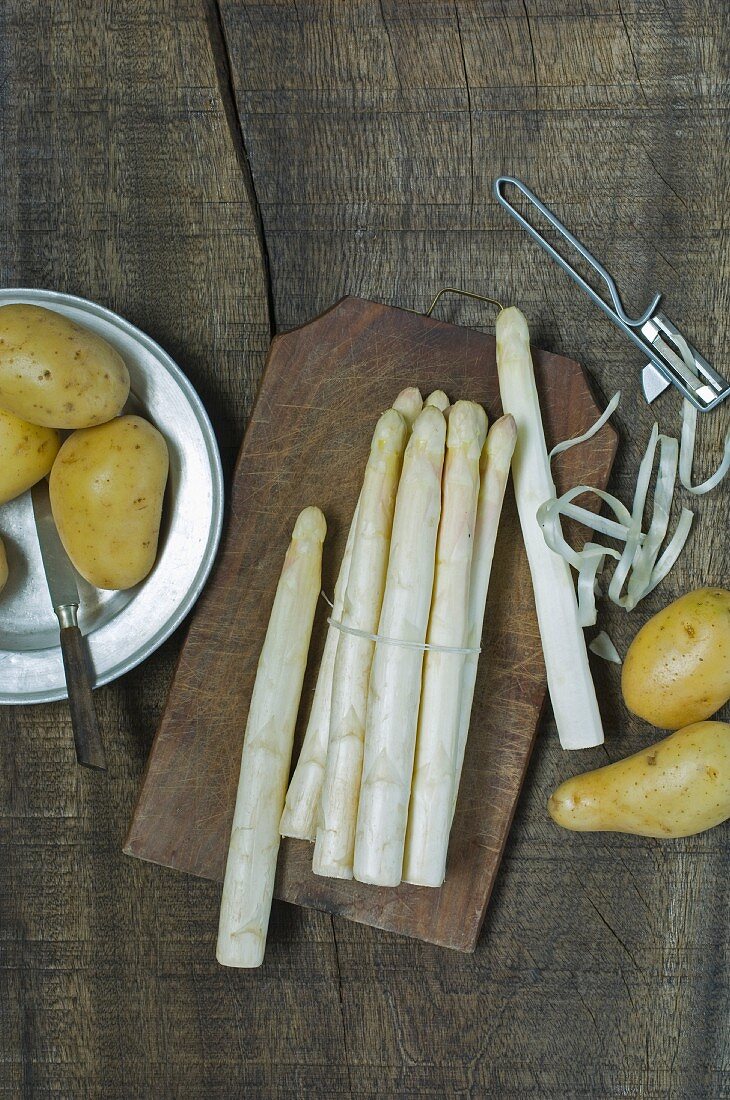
top-left (642, 363), bottom-right (671, 404)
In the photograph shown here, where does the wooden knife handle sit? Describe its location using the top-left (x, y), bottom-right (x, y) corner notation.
top-left (59, 625), bottom-right (106, 771)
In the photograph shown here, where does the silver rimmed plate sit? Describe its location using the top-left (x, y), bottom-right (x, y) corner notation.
top-left (0, 289), bottom-right (224, 704)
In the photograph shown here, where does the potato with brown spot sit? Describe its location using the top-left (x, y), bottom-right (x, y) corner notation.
top-left (49, 415), bottom-right (169, 590)
top-left (622, 588), bottom-right (730, 729)
top-left (548, 721), bottom-right (730, 838)
top-left (0, 304), bottom-right (129, 428)
top-left (0, 408), bottom-right (61, 504)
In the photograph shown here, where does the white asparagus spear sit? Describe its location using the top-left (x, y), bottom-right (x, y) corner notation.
top-left (496, 307), bottom-right (604, 750)
top-left (353, 405), bottom-right (447, 886)
top-left (451, 414), bottom-right (517, 820)
top-left (217, 506), bottom-right (326, 968)
top-left (279, 389), bottom-right (421, 842)
top-left (403, 401), bottom-right (487, 887)
top-left (393, 386), bottom-right (424, 427)
top-left (313, 408), bottom-right (409, 878)
top-left (425, 389), bottom-right (450, 413)
top-left (279, 502), bottom-right (358, 840)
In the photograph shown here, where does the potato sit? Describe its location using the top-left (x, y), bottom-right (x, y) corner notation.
top-left (49, 415), bottom-right (169, 590)
top-left (0, 408), bottom-right (60, 504)
top-left (622, 588), bottom-right (730, 729)
top-left (0, 304), bottom-right (130, 428)
top-left (548, 721), bottom-right (730, 838)
top-left (0, 537), bottom-right (7, 595)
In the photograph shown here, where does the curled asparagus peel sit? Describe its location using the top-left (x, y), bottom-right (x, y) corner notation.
top-left (403, 401), bottom-right (488, 887)
top-left (354, 405), bottom-right (447, 886)
top-left (217, 506), bottom-right (326, 968)
top-left (496, 307), bottom-right (604, 750)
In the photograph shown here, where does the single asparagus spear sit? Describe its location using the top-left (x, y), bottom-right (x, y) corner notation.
top-left (403, 400), bottom-right (488, 887)
top-left (353, 405), bottom-right (446, 886)
top-left (279, 502), bottom-right (358, 840)
top-left (217, 506), bottom-right (326, 968)
top-left (451, 414), bottom-right (517, 820)
top-left (313, 408), bottom-right (409, 878)
top-left (496, 307), bottom-right (604, 749)
top-left (425, 389), bottom-right (450, 413)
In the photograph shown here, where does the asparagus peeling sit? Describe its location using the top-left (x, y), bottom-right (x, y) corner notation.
top-left (313, 408), bottom-right (409, 878)
top-left (353, 405), bottom-right (447, 886)
top-left (496, 307), bottom-right (604, 750)
top-left (403, 401), bottom-right (488, 887)
top-left (217, 506), bottom-right (326, 968)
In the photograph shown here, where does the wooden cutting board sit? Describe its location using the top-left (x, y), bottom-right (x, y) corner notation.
top-left (125, 297), bottom-right (617, 951)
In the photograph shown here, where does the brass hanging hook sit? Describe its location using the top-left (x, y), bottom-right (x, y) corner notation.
top-left (402, 286), bottom-right (504, 318)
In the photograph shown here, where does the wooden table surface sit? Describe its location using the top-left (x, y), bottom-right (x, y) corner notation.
top-left (1, 2), bottom-right (727, 1097)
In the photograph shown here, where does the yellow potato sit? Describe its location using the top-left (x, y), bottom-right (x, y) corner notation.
top-left (0, 304), bottom-right (130, 428)
top-left (0, 537), bottom-right (7, 595)
top-left (0, 408), bottom-right (60, 504)
top-left (49, 415), bottom-right (169, 590)
top-left (622, 588), bottom-right (730, 729)
top-left (548, 721), bottom-right (730, 838)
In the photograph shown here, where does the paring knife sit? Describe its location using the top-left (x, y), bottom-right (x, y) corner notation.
top-left (31, 479), bottom-right (106, 771)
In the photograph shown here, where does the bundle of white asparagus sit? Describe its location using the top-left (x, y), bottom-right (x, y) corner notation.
top-left (218, 386), bottom-right (515, 967)
top-left (290, 390), bottom-right (515, 889)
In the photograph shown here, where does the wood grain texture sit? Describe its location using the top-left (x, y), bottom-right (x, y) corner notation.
top-left (218, 1), bottom-right (728, 1095)
top-left (126, 295), bottom-right (617, 949)
top-left (1, 0), bottom-right (728, 1096)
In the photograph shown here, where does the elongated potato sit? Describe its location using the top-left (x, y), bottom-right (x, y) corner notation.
top-left (0, 537), bottom-right (7, 595)
top-left (622, 588), bottom-right (730, 729)
top-left (0, 408), bottom-right (60, 504)
top-left (50, 415), bottom-right (169, 589)
top-left (548, 721), bottom-right (730, 838)
top-left (0, 304), bottom-right (129, 428)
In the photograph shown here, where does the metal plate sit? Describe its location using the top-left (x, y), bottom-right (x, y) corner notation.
top-left (0, 289), bottom-right (224, 704)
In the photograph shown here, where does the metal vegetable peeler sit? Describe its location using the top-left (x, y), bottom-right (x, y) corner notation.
top-left (494, 176), bottom-right (730, 412)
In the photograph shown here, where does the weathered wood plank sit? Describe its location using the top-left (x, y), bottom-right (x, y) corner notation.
top-left (1, 0), bottom-right (728, 1095)
top-left (0, 3), bottom-right (348, 1098)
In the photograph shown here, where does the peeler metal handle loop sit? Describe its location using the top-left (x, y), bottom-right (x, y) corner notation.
top-left (494, 176), bottom-right (661, 328)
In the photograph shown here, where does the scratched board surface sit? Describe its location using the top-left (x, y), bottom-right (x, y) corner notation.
top-left (125, 297), bottom-right (617, 950)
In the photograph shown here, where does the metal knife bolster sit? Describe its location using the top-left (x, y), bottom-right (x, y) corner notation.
top-left (30, 480), bottom-right (82, 613)
top-left (56, 603), bottom-right (79, 630)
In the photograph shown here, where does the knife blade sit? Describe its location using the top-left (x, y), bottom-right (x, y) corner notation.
top-left (31, 480), bottom-right (106, 771)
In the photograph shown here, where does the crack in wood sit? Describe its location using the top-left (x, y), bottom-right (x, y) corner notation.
top-left (204, 0), bottom-right (276, 335)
